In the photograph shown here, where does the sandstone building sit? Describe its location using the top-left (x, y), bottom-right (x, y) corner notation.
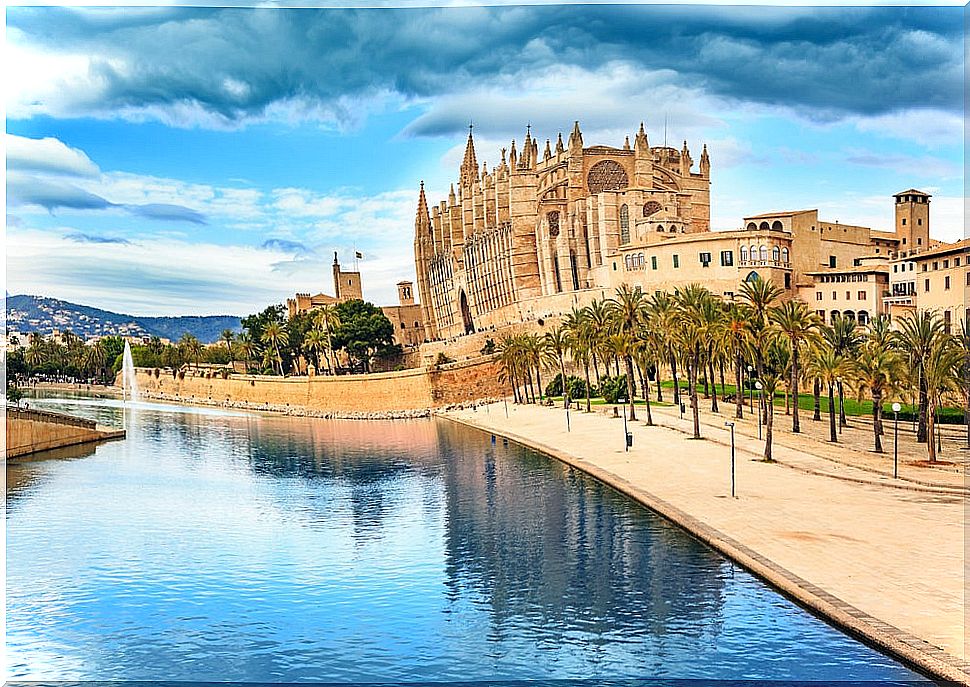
top-left (414, 123), bottom-right (964, 339)
top-left (287, 254), bottom-right (425, 348)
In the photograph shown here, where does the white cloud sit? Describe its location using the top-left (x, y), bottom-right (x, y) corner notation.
top-left (847, 108), bottom-right (964, 148)
top-left (5, 134), bottom-right (100, 177)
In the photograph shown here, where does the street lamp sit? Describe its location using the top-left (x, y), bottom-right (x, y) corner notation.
top-left (565, 394), bottom-right (571, 432)
top-left (892, 402), bottom-right (901, 479)
top-left (619, 397), bottom-right (631, 451)
top-left (754, 381), bottom-right (763, 440)
top-left (837, 377), bottom-right (844, 434)
top-left (724, 421), bottom-right (736, 497)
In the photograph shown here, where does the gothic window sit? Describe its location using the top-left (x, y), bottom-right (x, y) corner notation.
top-left (657, 225), bottom-right (665, 233)
top-left (620, 204), bottom-right (630, 244)
top-left (586, 160), bottom-right (629, 193)
top-left (745, 271), bottom-right (761, 283)
top-left (643, 201), bottom-right (662, 217)
top-left (570, 252), bottom-right (579, 290)
top-left (548, 211), bottom-right (560, 238)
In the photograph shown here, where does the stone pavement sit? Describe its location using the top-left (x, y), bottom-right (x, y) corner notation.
top-left (444, 401), bottom-right (968, 684)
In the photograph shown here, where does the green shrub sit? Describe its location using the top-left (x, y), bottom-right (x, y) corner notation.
top-left (433, 352), bottom-right (453, 368)
top-left (600, 375), bottom-right (633, 404)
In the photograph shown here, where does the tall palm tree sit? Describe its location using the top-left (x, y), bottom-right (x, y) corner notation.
top-left (956, 318), bottom-right (970, 449)
top-left (648, 292), bottom-right (681, 405)
top-left (806, 347), bottom-right (851, 443)
top-left (923, 339), bottom-right (960, 463)
top-left (673, 284), bottom-right (711, 439)
top-left (854, 344), bottom-right (905, 453)
top-left (563, 307), bottom-right (594, 412)
top-left (826, 315), bottom-right (863, 429)
top-left (723, 303), bottom-right (750, 420)
top-left (261, 323), bottom-right (288, 376)
top-left (235, 333), bottom-right (257, 373)
top-left (739, 276), bottom-right (783, 423)
top-left (315, 305), bottom-right (342, 374)
top-left (770, 300), bottom-right (821, 433)
top-left (585, 299), bottom-right (611, 385)
top-left (895, 311), bottom-right (946, 444)
top-left (304, 329), bottom-right (328, 373)
top-left (179, 334), bottom-right (204, 368)
top-left (542, 325), bottom-right (571, 408)
top-left (605, 285), bottom-right (649, 421)
top-left (222, 329), bottom-right (235, 364)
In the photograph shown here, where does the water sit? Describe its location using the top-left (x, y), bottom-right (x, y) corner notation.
top-left (122, 340), bottom-right (140, 403)
top-left (7, 395), bottom-right (930, 684)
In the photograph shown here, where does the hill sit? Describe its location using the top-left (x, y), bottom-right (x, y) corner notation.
top-left (6, 295), bottom-right (242, 344)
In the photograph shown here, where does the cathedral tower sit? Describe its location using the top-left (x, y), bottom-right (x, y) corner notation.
top-left (893, 189), bottom-right (930, 253)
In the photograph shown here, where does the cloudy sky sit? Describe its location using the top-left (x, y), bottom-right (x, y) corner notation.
top-left (6, 3), bottom-right (965, 316)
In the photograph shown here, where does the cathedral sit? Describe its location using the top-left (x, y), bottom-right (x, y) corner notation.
top-left (413, 121), bottom-right (711, 339)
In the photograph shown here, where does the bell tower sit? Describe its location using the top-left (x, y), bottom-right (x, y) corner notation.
top-left (893, 189), bottom-right (930, 253)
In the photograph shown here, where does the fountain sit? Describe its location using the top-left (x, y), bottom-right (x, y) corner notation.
top-left (122, 340), bottom-right (140, 404)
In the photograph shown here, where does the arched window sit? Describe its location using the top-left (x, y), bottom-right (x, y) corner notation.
top-left (619, 204), bottom-right (630, 244)
top-left (624, 255), bottom-right (632, 270)
top-left (740, 246), bottom-right (748, 261)
top-left (547, 211), bottom-right (560, 238)
top-left (745, 271), bottom-right (761, 283)
top-left (637, 253), bottom-right (645, 269)
top-left (843, 310), bottom-right (856, 322)
top-left (772, 246), bottom-right (780, 262)
top-left (858, 310), bottom-right (869, 325)
top-left (669, 225), bottom-right (677, 233)
top-left (657, 225), bottom-right (665, 233)
top-left (831, 310), bottom-right (840, 321)
top-left (759, 221), bottom-right (770, 231)
top-left (781, 247), bottom-right (789, 264)
top-left (750, 245), bottom-right (758, 260)
top-left (746, 222), bottom-right (757, 231)
top-left (771, 220), bottom-right (783, 231)
top-left (643, 201), bottom-right (661, 217)
top-left (759, 245), bottom-right (768, 261)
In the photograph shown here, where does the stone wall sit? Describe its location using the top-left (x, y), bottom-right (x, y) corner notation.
top-left (133, 355), bottom-right (508, 414)
top-left (6, 407), bottom-right (122, 458)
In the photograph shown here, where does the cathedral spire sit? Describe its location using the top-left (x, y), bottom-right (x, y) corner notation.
top-left (544, 139), bottom-right (552, 161)
top-left (700, 144), bottom-right (710, 177)
top-left (415, 180), bottom-right (431, 234)
top-left (634, 121), bottom-right (649, 153)
top-left (521, 124), bottom-right (533, 169)
top-left (555, 132), bottom-right (564, 154)
top-left (509, 139), bottom-right (518, 169)
top-left (623, 136), bottom-right (630, 151)
top-left (568, 120), bottom-right (583, 150)
top-left (460, 124), bottom-right (478, 186)
top-left (448, 183), bottom-right (456, 205)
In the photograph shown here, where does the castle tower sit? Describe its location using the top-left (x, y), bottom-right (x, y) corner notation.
top-left (893, 189), bottom-right (931, 253)
top-left (397, 281), bottom-right (415, 306)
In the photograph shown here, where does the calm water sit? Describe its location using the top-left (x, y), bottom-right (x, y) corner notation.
top-left (7, 395), bottom-right (929, 683)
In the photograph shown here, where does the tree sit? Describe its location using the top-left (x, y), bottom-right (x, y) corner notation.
top-left (673, 284), bottom-right (711, 439)
top-left (178, 334), bottom-right (204, 367)
top-left (315, 305), bottom-right (342, 374)
top-left (331, 299), bottom-right (395, 373)
top-left (854, 344), bottom-right (904, 453)
top-left (770, 300), bottom-right (821, 433)
top-left (923, 339), bottom-right (960, 462)
top-left (241, 304), bottom-right (286, 346)
top-left (738, 276), bottom-right (783, 423)
top-left (260, 323), bottom-right (288, 375)
top-left (825, 315), bottom-right (863, 429)
top-left (605, 285), bottom-right (649, 422)
top-left (542, 326), bottom-right (571, 408)
top-left (222, 329), bottom-right (235, 364)
top-left (895, 311), bottom-right (946, 444)
top-left (563, 307), bottom-right (594, 412)
top-left (806, 347), bottom-right (851, 443)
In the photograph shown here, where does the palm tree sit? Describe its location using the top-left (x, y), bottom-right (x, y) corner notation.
top-left (261, 323), bottom-right (288, 376)
top-left (315, 305), bottom-right (342, 374)
top-left (826, 315), bottom-right (863, 429)
top-left (304, 329), bottom-right (328, 373)
top-left (178, 334), bottom-right (204, 368)
top-left (723, 303), bottom-right (750, 420)
top-left (895, 311), bottom-right (946, 444)
top-left (673, 284), bottom-right (711, 439)
top-left (84, 342), bottom-right (108, 383)
top-left (542, 325), bottom-right (571, 408)
top-left (496, 334), bottom-right (523, 403)
top-left (854, 344), bottom-right (905, 453)
top-left (585, 299), bottom-right (611, 385)
top-left (770, 300), bottom-right (821, 433)
top-left (222, 329), bottom-right (235, 364)
top-left (631, 334), bottom-right (655, 426)
top-left (739, 276), bottom-right (783, 423)
top-left (648, 291), bottom-right (681, 405)
top-left (563, 307), bottom-right (594, 412)
top-left (605, 285), bottom-right (649, 421)
top-left (806, 347), bottom-right (851, 443)
top-left (956, 318), bottom-right (970, 449)
top-left (923, 339), bottom-right (960, 463)
top-left (235, 333), bottom-right (257, 373)
top-left (759, 371), bottom-right (782, 461)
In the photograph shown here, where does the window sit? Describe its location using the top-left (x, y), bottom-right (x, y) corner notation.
top-left (720, 250), bottom-right (734, 267)
top-left (673, 255), bottom-right (680, 268)
top-left (759, 245), bottom-right (768, 261)
top-left (858, 291), bottom-right (866, 300)
top-left (901, 218), bottom-right (907, 226)
top-left (829, 256), bottom-right (837, 268)
top-left (932, 261), bottom-right (939, 270)
top-left (699, 252), bottom-right (712, 266)
top-left (945, 276), bottom-right (950, 290)
top-left (624, 255), bottom-right (632, 270)
top-left (944, 310), bottom-right (951, 334)
top-left (400, 322), bottom-right (406, 329)
top-left (548, 211), bottom-right (561, 238)
top-left (784, 273), bottom-right (791, 289)
top-left (816, 291), bottom-right (822, 301)
top-left (832, 291), bottom-right (837, 300)
top-left (740, 246), bottom-right (748, 261)
top-left (619, 204), bottom-right (630, 244)
top-left (917, 238), bottom-right (923, 245)
top-left (924, 278), bottom-right (930, 292)
top-left (651, 256), bottom-right (658, 270)
top-left (750, 245), bottom-right (758, 261)
top-left (943, 259), bottom-right (949, 268)
top-left (918, 218), bottom-right (922, 226)
top-left (955, 257), bottom-right (961, 267)
top-left (893, 265), bottom-right (898, 273)
top-left (922, 264), bottom-right (927, 272)
top-left (772, 246), bottom-right (780, 262)
top-left (846, 291), bottom-right (851, 300)
top-left (613, 262), bottom-right (617, 271)
top-left (781, 248), bottom-right (789, 263)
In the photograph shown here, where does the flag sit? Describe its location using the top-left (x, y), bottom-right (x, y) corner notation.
top-left (355, 251), bottom-right (363, 259)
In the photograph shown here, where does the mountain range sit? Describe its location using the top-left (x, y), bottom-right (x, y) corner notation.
top-left (6, 294), bottom-right (242, 344)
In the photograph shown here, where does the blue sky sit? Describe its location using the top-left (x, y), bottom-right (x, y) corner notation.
top-left (5, 4), bottom-right (964, 316)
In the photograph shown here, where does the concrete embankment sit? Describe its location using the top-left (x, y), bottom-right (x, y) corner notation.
top-left (442, 402), bottom-right (969, 685)
top-left (130, 356), bottom-right (508, 416)
top-left (6, 406), bottom-right (125, 459)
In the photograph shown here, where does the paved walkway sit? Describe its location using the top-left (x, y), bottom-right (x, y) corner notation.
top-left (444, 401), bottom-right (968, 684)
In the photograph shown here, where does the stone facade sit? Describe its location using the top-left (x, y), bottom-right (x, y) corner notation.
top-left (886, 238), bottom-right (970, 333)
top-left (6, 407), bottom-right (123, 458)
top-left (414, 125), bottom-right (953, 335)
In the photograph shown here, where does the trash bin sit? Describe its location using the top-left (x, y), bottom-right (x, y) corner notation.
top-left (626, 432), bottom-right (633, 448)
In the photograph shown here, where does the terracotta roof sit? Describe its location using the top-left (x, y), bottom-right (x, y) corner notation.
top-left (893, 188), bottom-right (931, 198)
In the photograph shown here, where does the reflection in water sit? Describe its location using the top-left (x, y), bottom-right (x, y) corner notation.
top-left (6, 398), bottom-right (927, 683)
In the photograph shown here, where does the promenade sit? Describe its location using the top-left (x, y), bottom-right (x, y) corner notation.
top-left (444, 400), bottom-right (968, 684)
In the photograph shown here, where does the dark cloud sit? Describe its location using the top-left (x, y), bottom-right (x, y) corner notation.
top-left (261, 238), bottom-right (310, 255)
top-left (65, 232), bottom-right (131, 244)
top-left (127, 203), bottom-right (207, 225)
top-left (8, 6), bottom-right (962, 132)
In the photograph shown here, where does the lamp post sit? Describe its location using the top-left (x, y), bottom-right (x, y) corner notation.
top-left (837, 377), bottom-right (844, 434)
top-left (747, 365), bottom-right (754, 411)
top-left (724, 421), bottom-right (736, 497)
top-left (565, 394), bottom-right (571, 432)
top-left (754, 381), bottom-right (763, 440)
top-left (619, 397), bottom-right (630, 451)
top-left (892, 402), bottom-right (901, 479)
